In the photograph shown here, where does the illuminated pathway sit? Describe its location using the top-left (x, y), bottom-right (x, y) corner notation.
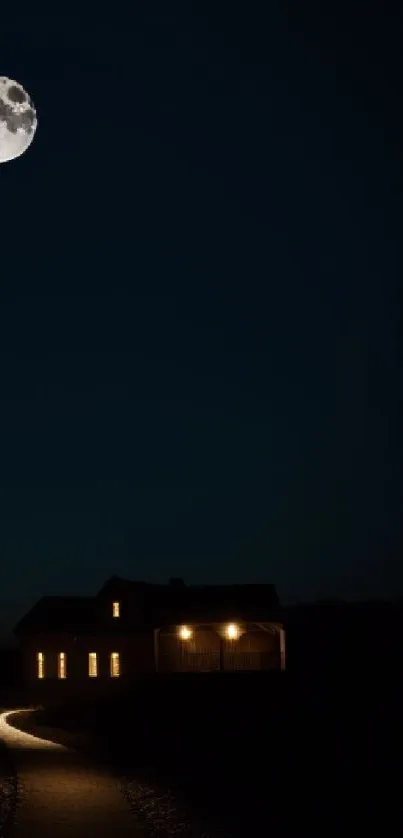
top-left (0, 709), bottom-right (141, 837)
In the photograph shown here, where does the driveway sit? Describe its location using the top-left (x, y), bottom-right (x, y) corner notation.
top-left (0, 708), bottom-right (142, 837)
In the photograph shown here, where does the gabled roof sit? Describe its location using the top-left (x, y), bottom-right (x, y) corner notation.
top-left (14, 596), bottom-right (97, 637)
top-left (97, 575), bottom-right (150, 598)
top-left (14, 577), bottom-right (283, 636)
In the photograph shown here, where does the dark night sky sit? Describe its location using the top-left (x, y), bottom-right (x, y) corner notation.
top-left (0, 4), bottom-right (401, 637)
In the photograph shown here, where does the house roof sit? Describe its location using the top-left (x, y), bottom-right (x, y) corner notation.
top-left (14, 596), bottom-right (98, 637)
top-left (15, 577), bottom-right (283, 636)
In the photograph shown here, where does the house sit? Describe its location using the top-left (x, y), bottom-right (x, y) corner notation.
top-left (14, 576), bottom-right (286, 695)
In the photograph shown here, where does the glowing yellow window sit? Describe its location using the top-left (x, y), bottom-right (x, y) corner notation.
top-left (58, 652), bottom-right (67, 679)
top-left (37, 651), bottom-right (45, 679)
top-left (88, 652), bottom-right (98, 678)
top-left (110, 652), bottom-right (120, 678)
top-left (112, 601), bottom-right (120, 618)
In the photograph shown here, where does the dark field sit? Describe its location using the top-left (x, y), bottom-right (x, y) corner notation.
top-left (0, 736), bottom-right (16, 838)
top-left (10, 667), bottom-right (403, 837)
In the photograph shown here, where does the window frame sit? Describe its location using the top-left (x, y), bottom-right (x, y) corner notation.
top-left (58, 652), bottom-right (67, 679)
top-left (110, 651), bottom-right (120, 678)
top-left (37, 651), bottom-right (45, 679)
top-left (88, 651), bottom-right (98, 678)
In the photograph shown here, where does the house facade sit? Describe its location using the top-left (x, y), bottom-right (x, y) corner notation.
top-left (14, 576), bottom-right (286, 696)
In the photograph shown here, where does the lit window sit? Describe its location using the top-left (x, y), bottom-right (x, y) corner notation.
top-left (58, 652), bottom-right (67, 679)
top-left (112, 601), bottom-right (120, 618)
top-left (110, 652), bottom-right (120, 677)
top-left (37, 651), bottom-right (45, 679)
top-left (226, 623), bottom-right (240, 640)
top-left (88, 652), bottom-right (98, 678)
top-left (178, 625), bottom-right (193, 641)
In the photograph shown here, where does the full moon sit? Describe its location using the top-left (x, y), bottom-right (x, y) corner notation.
top-left (0, 77), bottom-right (37, 163)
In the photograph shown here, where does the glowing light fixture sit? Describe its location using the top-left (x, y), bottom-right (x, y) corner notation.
top-left (110, 651), bottom-right (120, 677)
top-left (88, 652), bottom-right (98, 678)
top-left (226, 623), bottom-right (240, 640)
top-left (58, 652), bottom-right (66, 679)
top-left (112, 601), bottom-right (120, 618)
top-left (37, 651), bottom-right (44, 679)
top-left (178, 625), bottom-right (193, 641)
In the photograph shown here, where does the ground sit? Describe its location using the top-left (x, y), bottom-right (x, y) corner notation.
top-left (2, 709), bottom-right (228, 838)
top-left (1, 670), bottom-right (402, 837)
top-left (0, 709), bottom-right (142, 838)
top-left (0, 736), bottom-right (16, 838)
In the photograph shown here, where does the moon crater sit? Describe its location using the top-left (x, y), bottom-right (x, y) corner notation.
top-left (7, 84), bottom-right (27, 104)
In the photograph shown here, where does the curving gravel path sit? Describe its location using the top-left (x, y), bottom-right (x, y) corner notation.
top-left (2, 709), bottom-right (234, 838)
top-left (0, 709), bottom-right (142, 837)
